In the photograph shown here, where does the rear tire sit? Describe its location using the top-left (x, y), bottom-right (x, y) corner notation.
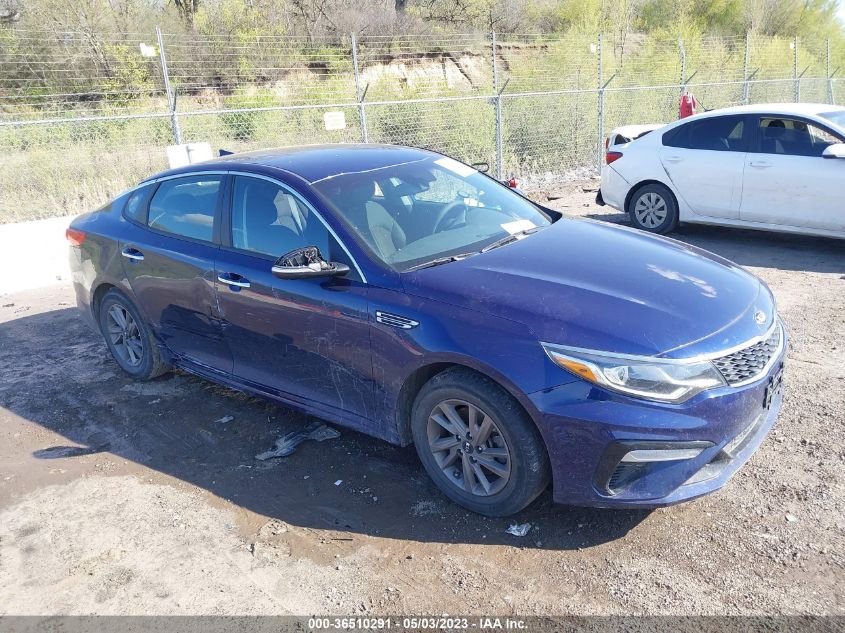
top-left (411, 367), bottom-right (550, 517)
top-left (98, 289), bottom-right (169, 381)
top-left (627, 183), bottom-right (678, 234)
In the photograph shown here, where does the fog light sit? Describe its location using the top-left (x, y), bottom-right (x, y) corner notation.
top-left (596, 440), bottom-right (715, 496)
top-left (620, 448), bottom-right (705, 463)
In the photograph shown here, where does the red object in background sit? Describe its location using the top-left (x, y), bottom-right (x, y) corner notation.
top-left (679, 91), bottom-right (698, 119)
top-left (507, 177), bottom-right (518, 188)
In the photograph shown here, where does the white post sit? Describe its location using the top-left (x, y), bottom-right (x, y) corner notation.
top-left (597, 33), bottom-right (604, 174)
top-left (492, 31), bottom-right (503, 180)
top-left (351, 33), bottom-right (368, 143)
top-left (156, 26), bottom-right (181, 145)
top-left (743, 32), bottom-right (751, 105)
top-left (827, 39), bottom-right (834, 105)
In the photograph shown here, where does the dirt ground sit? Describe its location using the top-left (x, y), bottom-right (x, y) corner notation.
top-left (0, 183), bottom-right (843, 616)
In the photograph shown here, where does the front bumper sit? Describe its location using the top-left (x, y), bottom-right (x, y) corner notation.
top-left (529, 343), bottom-right (786, 508)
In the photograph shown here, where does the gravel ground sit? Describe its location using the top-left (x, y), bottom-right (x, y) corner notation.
top-left (0, 183), bottom-right (843, 616)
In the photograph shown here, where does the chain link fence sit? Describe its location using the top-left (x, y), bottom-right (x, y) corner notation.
top-left (1, 27), bottom-right (843, 222)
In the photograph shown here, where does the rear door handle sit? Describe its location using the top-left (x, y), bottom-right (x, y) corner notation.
top-left (749, 161), bottom-right (771, 169)
top-left (217, 273), bottom-right (251, 289)
top-left (121, 247), bottom-right (144, 261)
top-left (663, 155), bottom-right (683, 163)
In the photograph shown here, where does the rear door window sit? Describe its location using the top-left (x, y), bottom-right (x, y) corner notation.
top-left (663, 115), bottom-right (747, 152)
top-left (147, 176), bottom-right (222, 242)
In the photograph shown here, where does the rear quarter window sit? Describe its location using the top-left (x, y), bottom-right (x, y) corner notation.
top-left (662, 125), bottom-right (687, 147)
top-left (122, 185), bottom-right (154, 224)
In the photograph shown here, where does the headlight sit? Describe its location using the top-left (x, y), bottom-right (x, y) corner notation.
top-left (541, 344), bottom-right (726, 403)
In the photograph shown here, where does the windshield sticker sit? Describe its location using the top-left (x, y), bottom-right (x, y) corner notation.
top-left (434, 157), bottom-right (477, 178)
top-left (501, 219), bottom-right (536, 235)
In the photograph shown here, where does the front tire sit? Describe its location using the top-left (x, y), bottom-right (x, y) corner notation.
top-left (411, 367), bottom-right (550, 517)
top-left (98, 289), bottom-right (169, 381)
top-left (627, 183), bottom-right (678, 234)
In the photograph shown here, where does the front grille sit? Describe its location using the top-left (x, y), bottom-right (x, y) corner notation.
top-left (712, 322), bottom-right (782, 386)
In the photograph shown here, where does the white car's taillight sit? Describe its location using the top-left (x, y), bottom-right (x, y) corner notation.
top-left (606, 151), bottom-right (623, 165)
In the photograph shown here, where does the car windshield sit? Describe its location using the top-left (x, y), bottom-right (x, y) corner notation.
top-left (819, 110), bottom-right (845, 128)
top-left (311, 156), bottom-right (552, 271)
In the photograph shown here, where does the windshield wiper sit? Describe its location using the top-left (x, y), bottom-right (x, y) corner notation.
top-left (405, 252), bottom-right (478, 272)
top-left (481, 226), bottom-right (544, 253)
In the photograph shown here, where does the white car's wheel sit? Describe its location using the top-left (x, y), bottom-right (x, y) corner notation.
top-left (627, 184), bottom-right (678, 234)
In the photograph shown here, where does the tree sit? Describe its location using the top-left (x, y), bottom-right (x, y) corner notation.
top-left (0, 0), bottom-right (21, 23)
top-left (409, 0), bottom-right (531, 32)
top-left (172, 0), bottom-right (200, 29)
top-left (744, 0), bottom-right (840, 38)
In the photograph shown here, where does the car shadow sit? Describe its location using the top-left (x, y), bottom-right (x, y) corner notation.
top-left (672, 224), bottom-right (845, 274)
top-left (583, 210), bottom-right (845, 275)
top-left (0, 305), bottom-right (650, 550)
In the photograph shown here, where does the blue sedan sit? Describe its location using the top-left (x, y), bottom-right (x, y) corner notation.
top-left (67, 145), bottom-right (786, 516)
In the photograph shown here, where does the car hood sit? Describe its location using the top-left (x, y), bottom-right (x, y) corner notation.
top-left (401, 218), bottom-right (775, 358)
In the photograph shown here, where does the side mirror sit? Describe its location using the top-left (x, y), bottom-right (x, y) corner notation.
top-left (822, 143), bottom-right (845, 159)
top-left (271, 246), bottom-right (350, 280)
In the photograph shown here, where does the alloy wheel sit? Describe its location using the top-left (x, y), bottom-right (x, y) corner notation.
top-left (633, 192), bottom-right (668, 228)
top-left (106, 303), bottom-right (144, 367)
top-left (426, 399), bottom-right (512, 497)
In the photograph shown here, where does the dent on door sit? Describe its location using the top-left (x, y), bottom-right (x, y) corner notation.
top-left (214, 250), bottom-right (376, 429)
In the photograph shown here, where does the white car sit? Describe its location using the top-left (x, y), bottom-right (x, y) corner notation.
top-left (598, 103), bottom-right (845, 239)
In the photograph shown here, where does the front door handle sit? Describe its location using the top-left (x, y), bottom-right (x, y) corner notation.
top-left (749, 161), bottom-right (771, 169)
top-left (217, 273), bottom-right (251, 289)
top-left (663, 155), bottom-right (683, 163)
top-left (121, 247), bottom-right (144, 261)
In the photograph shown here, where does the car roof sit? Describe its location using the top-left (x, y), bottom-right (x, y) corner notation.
top-left (695, 103), bottom-right (845, 119)
top-left (146, 143), bottom-right (438, 184)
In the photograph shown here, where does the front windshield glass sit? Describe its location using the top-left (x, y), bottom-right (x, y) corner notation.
top-left (820, 110), bottom-right (845, 128)
top-left (312, 156), bottom-right (552, 271)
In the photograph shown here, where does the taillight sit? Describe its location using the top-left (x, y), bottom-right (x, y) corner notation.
top-left (606, 151), bottom-right (623, 165)
top-left (66, 228), bottom-right (86, 246)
